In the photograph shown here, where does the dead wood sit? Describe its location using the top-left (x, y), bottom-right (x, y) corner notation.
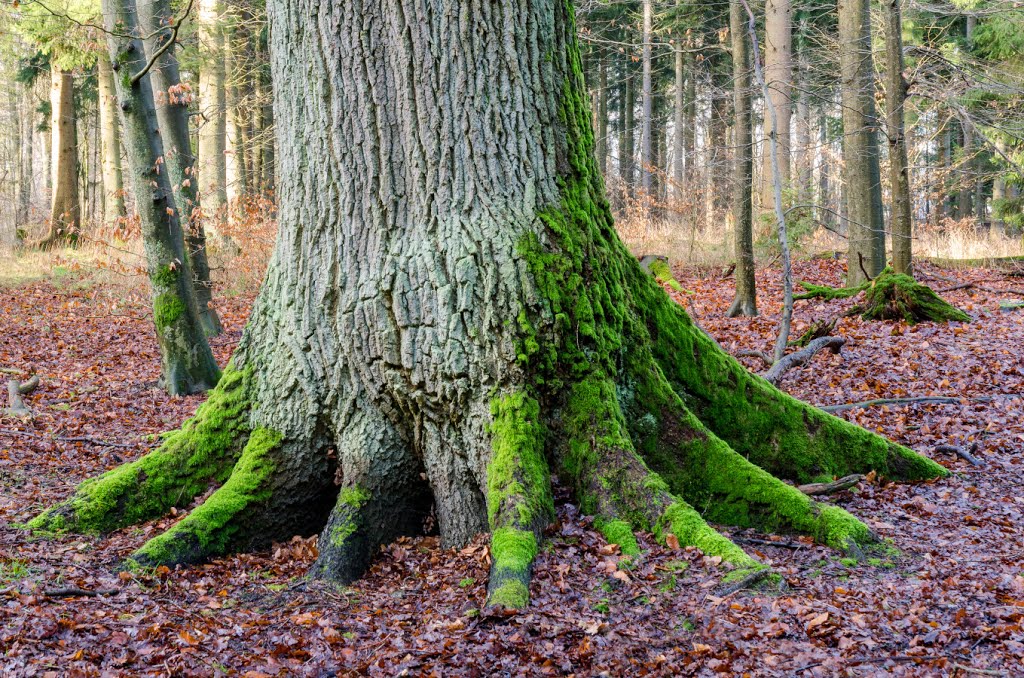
top-left (797, 474), bottom-right (864, 495)
top-left (763, 336), bottom-right (846, 385)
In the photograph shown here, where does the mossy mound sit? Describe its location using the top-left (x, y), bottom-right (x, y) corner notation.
top-left (796, 269), bottom-right (970, 325)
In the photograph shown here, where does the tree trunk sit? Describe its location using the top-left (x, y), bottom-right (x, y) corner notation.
top-left (683, 49), bottom-right (696, 179)
top-left (993, 137), bottom-right (1007, 233)
top-left (793, 37), bottom-right (811, 207)
top-left (761, 0), bottom-right (792, 208)
top-left (34, 0), bottom-right (946, 611)
top-left (138, 0), bottom-right (223, 337)
top-left (640, 0), bottom-right (654, 199)
top-left (198, 0), bottom-right (229, 247)
top-left (16, 82), bottom-right (34, 231)
top-left (839, 0), bottom-right (885, 285)
top-left (97, 54), bottom-right (127, 228)
top-left (883, 0), bottom-right (912, 275)
top-left (673, 33), bottom-right (685, 201)
top-left (818, 115), bottom-right (832, 227)
top-left (728, 0), bottom-right (757, 318)
top-left (596, 60), bottom-right (608, 178)
top-left (42, 67), bottom-right (80, 249)
top-left (621, 55), bottom-right (635, 190)
top-left (97, 0), bottom-right (221, 396)
top-left (226, 20), bottom-right (249, 215)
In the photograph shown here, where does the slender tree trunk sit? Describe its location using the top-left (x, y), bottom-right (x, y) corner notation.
top-left (97, 54), bottom-right (126, 227)
top-left (138, 0), bottom-right (223, 337)
top-left (258, 65), bottom-right (274, 193)
top-left (883, 0), bottom-right (913, 275)
top-left (761, 0), bottom-right (792, 207)
top-left (596, 60), bottom-right (608, 178)
top-left (42, 68), bottom-right (80, 249)
top-left (226, 20), bottom-right (249, 214)
top-left (673, 34), bottom-right (685, 200)
top-left (198, 0), bottom-right (229, 246)
top-left (993, 137), bottom-right (1007, 233)
top-left (793, 38), bottom-right (811, 206)
top-left (36, 0), bottom-right (945, 614)
top-left (839, 0), bottom-right (885, 284)
top-left (16, 83), bottom-right (34, 230)
top-left (640, 0), bottom-right (654, 199)
top-left (621, 55), bottom-right (635, 190)
top-left (958, 121), bottom-right (972, 219)
top-left (683, 49), bottom-right (696, 179)
top-left (101, 0), bottom-right (221, 395)
top-left (728, 0), bottom-right (757, 318)
top-left (818, 115), bottom-right (832, 227)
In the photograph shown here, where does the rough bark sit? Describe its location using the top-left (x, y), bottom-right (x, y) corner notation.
top-left (621, 54), bottom-right (635, 189)
top-left (761, 0), bottom-right (792, 207)
top-left (197, 0), bottom-right (228, 246)
top-left (673, 23), bottom-right (684, 200)
top-left (33, 0), bottom-right (947, 612)
top-left (99, 0), bottom-right (221, 396)
top-left (883, 0), bottom-right (912, 276)
top-left (138, 0), bottom-right (222, 337)
top-left (728, 0), bottom-right (757, 318)
top-left (839, 0), bottom-right (885, 285)
top-left (42, 67), bottom-right (80, 249)
top-left (97, 54), bottom-right (127, 227)
top-left (640, 0), bottom-right (654, 199)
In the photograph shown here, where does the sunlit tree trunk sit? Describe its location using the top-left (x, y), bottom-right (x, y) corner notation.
top-left (883, 0), bottom-right (912, 275)
top-left (42, 67), bottom-right (80, 249)
top-left (640, 0), bottom-right (654, 199)
top-left (97, 54), bottom-right (126, 227)
top-left (16, 82), bottom-right (34, 231)
top-left (198, 0), bottom-right (229, 246)
top-left (761, 0), bottom-right (792, 207)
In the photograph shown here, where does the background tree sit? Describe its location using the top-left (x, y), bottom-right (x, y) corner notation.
top-left (729, 0), bottom-right (757, 317)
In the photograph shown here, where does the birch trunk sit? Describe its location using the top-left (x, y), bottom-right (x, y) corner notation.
top-left (198, 0), bottom-right (228, 245)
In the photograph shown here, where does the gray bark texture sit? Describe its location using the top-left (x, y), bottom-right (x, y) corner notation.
top-left (761, 0), bottom-right (792, 207)
top-left (42, 68), bottom-right (80, 249)
top-left (197, 0), bottom-right (228, 245)
top-left (97, 54), bottom-right (127, 226)
top-left (883, 0), bottom-right (912, 275)
top-left (102, 0), bottom-right (221, 396)
top-left (839, 0), bottom-right (885, 285)
top-left (640, 0), bottom-right (654, 198)
top-left (728, 0), bottom-right (757, 318)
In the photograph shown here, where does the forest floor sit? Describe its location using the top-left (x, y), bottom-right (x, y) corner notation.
top-left (1, 258), bottom-right (1023, 677)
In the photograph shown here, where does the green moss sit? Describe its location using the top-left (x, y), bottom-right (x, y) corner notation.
top-left (859, 271), bottom-right (970, 325)
top-left (490, 527), bottom-right (538, 574)
top-left (647, 258), bottom-right (685, 293)
top-left (153, 264), bottom-right (179, 288)
top-left (329, 486), bottom-right (371, 547)
top-left (654, 501), bottom-right (759, 569)
top-left (29, 364), bottom-right (252, 535)
top-left (486, 392), bottom-right (553, 530)
top-left (488, 580), bottom-right (529, 609)
top-left (596, 518), bottom-right (640, 556)
top-left (794, 280), bottom-right (867, 301)
top-left (153, 292), bottom-right (186, 331)
top-left (130, 426), bottom-right (281, 565)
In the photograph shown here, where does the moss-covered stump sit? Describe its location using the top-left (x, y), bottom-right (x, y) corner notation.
top-left (796, 269), bottom-right (970, 325)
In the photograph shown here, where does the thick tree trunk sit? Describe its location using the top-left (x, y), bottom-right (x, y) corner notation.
top-left (34, 0), bottom-right (946, 611)
top-left (198, 0), bottom-right (229, 247)
top-left (839, 0), bottom-right (885, 285)
top-left (97, 55), bottom-right (126, 227)
top-left (761, 0), bottom-right (792, 207)
top-left (728, 0), bottom-right (757, 318)
top-left (883, 0), bottom-right (913, 276)
top-left (42, 67), bottom-right (80, 249)
top-left (98, 0), bottom-right (221, 396)
top-left (138, 0), bottom-right (222, 337)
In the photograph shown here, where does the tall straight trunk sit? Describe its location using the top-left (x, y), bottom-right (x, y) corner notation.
top-left (257, 65), bottom-right (274, 193)
top-left (621, 55), bottom-right (635, 189)
top-left (839, 0), bottom-right (885, 284)
top-left (16, 83), bottom-right (34, 230)
top-left (596, 60), bottom-right (608, 177)
top-left (993, 137), bottom-right (1007, 232)
top-left (97, 54), bottom-right (126, 226)
top-left (198, 0), bottom-right (229, 245)
top-left (709, 91), bottom-right (729, 216)
top-left (958, 121), bottom-right (972, 219)
top-left (883, 0), bottom-right (912, 275)
top-left (226, 21), bottom-right (249, 213)
top-left (942, 119), bottom-right (953, 219)
top-left (728, 0), bottom-right (757, 318)
top-left (139, 0), bottom-right (223, 337)
top-left (42, 67), bottom-right (80, 249)
top-left (761, 0), bottom-right (792, 206)
top-left (101, 0), bottom-right (221, 395)
top-left (640, 0), bottom-right (654, 198)
top-left (683, 50), bottom-right (696, 177)
top-left (673, 35), bottom-right (685, 199)
top-left (818, 115), bottom-right (833, 226)
top-left (793, 39), bottom-right (811, 206)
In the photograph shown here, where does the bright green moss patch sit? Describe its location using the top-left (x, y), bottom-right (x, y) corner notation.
top-left (153, 292), bottom-right (186, 331)
top-left (859, 272), bottom-right (970, 324)
top-left (654, 501), bottom-right (758, 569)
top-left (29, 364), bottom-right (252, 535)
top-left (491, 527), bottom-right (538, 574)
top-left (328, 486), bottom-right (371, 547)
top-left (646, 258), bottom-right (685, 293)
top-left (596, 518), bottom-right (640, 556)
top-left (794, 280), bottom-right (866, 301)
top-left (153, 264), bottom-right (179, 288)
top-left (487, 580), bottom-right (530, 609)
top-left (131, 426), bottom-right (281, 566)
top-left (486, 393), bottom-right (553, 531)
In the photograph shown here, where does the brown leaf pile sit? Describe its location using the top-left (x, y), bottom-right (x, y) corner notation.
top-left (1, 260), bottom-right (1022, 676)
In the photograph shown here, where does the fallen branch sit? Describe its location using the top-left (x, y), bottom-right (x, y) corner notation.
top-left (935, 281), bottom-right (1024, 297)
top-left (820, 393), bottom-right (1024, 413)
top-left (764, 337), bottom-right (846, 385)
top-left (735, 349), bottom-right (773, 367)
top-left (714, 567), bottom-right (771, 597)
top-left (3, 375), bottom-right (39, 418)
top-left (797, 474), bottom-right (864, 496)
top-left (0, 428), bottom-right (138, 449)
top-left (951, 664), bottom-right (1005, 677)
top-left (43, 587), bottom-right (120, 598)
top-left (934, 443), bottom-right (984, 467)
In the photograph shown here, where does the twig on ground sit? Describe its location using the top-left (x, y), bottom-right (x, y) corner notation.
top-left (764, 337), bottom-right (846, 385)
top-left (44, 587), bottom-right (120, 598)
top-left (0, 428), bottom-right (138, 449)
top-left (951, 664), bottom-right (1005, 677)
top-left (820, 393), bottom-right (1024, 413)
top-left (714, 568), bottom-right (771, 597)
top-left (735, 349), bottom-right (773, 367)
top-left (935, 443), bottom-right (984, 467)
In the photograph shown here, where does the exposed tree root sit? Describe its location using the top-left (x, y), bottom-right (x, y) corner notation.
top-left (764, 336), bottom-right (845, 385)
top-left (3, 375), bottom-right (39, 418)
